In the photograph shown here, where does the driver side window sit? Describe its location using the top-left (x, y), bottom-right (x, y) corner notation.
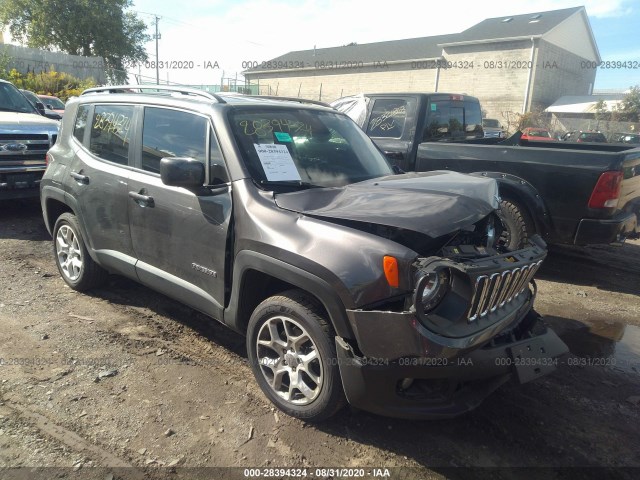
top-left (141, 107), bottom-right (207, 174)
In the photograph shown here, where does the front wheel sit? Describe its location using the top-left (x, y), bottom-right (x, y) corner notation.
top-left (247, 290), bottom-right (346, 422)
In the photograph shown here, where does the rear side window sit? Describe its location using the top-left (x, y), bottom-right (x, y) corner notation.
top-left (141, 107), bottom-right (207, 173)
top-left (424, 98), bottom-right (483, 141)
top-left (73, 105), bottom-right (89, 143)
top-left (89, 105), bottom-right (134, 165)
top-left (366, 99), bottom-right (407, 138)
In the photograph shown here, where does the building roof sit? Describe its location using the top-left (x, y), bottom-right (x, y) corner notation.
top-left (264, 33), bottom-right (458, 67)
top-left (441, 6), bottom-right (583, 45)
top-left (245, 6), bottom-right (588, 75)
top-left (545, 94), bottom-right (624, 114)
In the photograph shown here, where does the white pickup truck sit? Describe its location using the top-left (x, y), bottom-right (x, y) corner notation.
top-left (0, 79), bottom-right (59, 200)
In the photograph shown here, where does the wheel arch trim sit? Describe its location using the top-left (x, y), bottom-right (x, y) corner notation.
top-left (224, 250), bottom-right (353, 339)
top-left (471, 172), bottom-right (553, 239)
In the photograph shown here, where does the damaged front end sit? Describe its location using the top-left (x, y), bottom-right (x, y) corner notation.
top-left (337, 235), bottom-right (568, 419)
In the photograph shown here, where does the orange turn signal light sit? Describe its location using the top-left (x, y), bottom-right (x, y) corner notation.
top-left (383, 255), bottom-right (399, 288)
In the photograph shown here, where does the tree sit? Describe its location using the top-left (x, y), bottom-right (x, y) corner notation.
top-left (515, 108), bottom-right (550, 131)
top-left (617, 86), bottom-right (640, 122)
top-left (0, 0), bottom-right (149, 83)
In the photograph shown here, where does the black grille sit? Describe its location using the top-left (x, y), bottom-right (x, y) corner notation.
top-left (0, 153), bottom-right (47, 162)
top-left (0, 134), bottom-right (49, 141)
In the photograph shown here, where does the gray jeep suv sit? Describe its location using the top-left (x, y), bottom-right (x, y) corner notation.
top-left (40, 85), bottom-right (567, 421)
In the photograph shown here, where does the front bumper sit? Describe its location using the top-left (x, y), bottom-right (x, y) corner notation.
top-left (337, 308), bottom-right (568, 419)
top-left (573, 211), bottom-right (638, 245)
top-left (0, 169), bottom-right (44, 200)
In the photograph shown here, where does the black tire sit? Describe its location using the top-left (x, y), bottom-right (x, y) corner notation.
top-left (498, 199), bottom-right (535, 250)
top-left (52, 212), bottom-right (108, 291)
top-left (247, 289), bottom-right (346, 422)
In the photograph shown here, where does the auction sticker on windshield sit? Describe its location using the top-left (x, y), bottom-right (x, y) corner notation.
top-left (254, 143), bottom-right (301, 181)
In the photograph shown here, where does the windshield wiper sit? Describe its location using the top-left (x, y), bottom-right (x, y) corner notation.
top-left (258, 180), bottom-right (323, 189)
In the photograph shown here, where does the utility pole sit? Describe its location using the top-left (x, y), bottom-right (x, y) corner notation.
top-left (153, 16), bottom-right (161, 85)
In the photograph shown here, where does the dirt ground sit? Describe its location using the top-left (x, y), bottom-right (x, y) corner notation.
top-left (1, 198), bottom-right (639, 480)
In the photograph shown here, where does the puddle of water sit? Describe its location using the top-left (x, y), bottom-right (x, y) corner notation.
top-left (557, 322), bottom-right (640, 375)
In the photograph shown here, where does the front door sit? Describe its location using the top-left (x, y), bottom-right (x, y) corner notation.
top-left (127, 106), bottom-right (232, 320)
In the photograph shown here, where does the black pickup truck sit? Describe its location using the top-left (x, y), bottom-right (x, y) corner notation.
top-left (332, 93), bottom-right (640, 249)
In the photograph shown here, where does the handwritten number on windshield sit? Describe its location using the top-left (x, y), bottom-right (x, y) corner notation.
top-left (239, 119), bottom-right (313, 137)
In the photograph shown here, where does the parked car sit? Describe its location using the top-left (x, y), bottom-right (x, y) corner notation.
top-left (609, 132), bottom-right (640, 144)
top-left (332, 92), bottom-right (640, 248)
top-left (521, 127), bottom-right (556, 142)
top-left (482, 118), bottom-right (505, 138)
top-left (0, 79), bottom-right (59, 200)
top-left (40, 85), bottom-right (568, 421)
top-left (37, 94), bottom-right (65, 115)
top-left (19, 89), bottom-right (62, 120)
top-left (561, 130), bottom-right (607, 143)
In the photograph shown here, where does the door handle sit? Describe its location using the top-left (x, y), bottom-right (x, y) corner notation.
top-left (70, 171), bottom-right (89, 184)
top-left (383, 151), bottom-right (404, 159)
top-left (128, 191), bottom-right (155, 207)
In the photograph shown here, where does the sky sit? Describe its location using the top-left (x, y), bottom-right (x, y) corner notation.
top-left (7, 0), bottom-right (640, 90)
top-left (125, 0), bottom-right (640, 90)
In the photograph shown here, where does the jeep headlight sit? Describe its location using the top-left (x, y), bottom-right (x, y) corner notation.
top-left (416, 268), bottom-right (451, 314)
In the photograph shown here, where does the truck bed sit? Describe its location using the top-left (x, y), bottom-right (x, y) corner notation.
top-left (416, 141), bottom-right (640, 244)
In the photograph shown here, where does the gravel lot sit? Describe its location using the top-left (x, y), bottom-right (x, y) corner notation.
top-left (1, 198), bottom-right (639, 480)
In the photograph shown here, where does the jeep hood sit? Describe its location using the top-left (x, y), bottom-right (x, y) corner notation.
top-left (275, 171), bottom-right (499, 238)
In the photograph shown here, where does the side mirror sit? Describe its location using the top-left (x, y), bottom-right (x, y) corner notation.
top-left (35, 101), bottom-right (46, 116)
top-left (44, 111), bottom-right (62, 121)
top-left (160, 157), bottom-right (205, 189)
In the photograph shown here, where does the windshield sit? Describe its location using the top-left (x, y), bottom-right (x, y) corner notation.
top-left (229, 108), bottom-right (393, 188)
top-left (40, 96), bottom-right (65, 110)
top-left (0, 83), bottom-right (38, 114)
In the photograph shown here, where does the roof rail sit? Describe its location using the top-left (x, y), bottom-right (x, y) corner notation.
top-left (245, 95), bottom-right (330, 107)
top-left (80, 85), bottom-right (227, 103)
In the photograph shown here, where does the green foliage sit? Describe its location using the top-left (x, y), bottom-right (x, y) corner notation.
top-left (1, 68), bottom-right (96, 101)
top-left (617, 86), bottom-right (640, 122)
top-left (591, 86), bottom-right (640, 123)
top-left (0, 0), bottom-right (149, 83)
top-left (0, 48), bottom-right (11, 79)
top-left (516, 109), bottom-right (550, 130)
top-left (594, 99), bottom-right (608, 120)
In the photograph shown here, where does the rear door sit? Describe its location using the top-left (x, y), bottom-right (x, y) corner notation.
top-left (67, 103), bottom-right (137, 277)
top-left (127, 106), bottom-right (232, 320)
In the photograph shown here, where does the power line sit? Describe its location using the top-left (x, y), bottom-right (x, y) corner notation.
top-left (130, 9), bottom-right (266, 46)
